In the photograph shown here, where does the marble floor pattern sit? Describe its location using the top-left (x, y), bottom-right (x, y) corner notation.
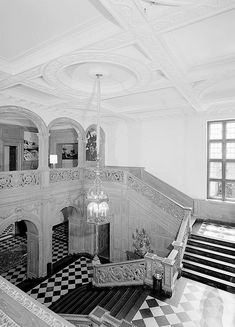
top-left (132, 277), bottom-right (235, 327)
top-left (28, 256), bottom-right (93, 307)
top-left (0, 226), bottom-right (68, 285)
top-left (198, 222), bottom-right (235, 242)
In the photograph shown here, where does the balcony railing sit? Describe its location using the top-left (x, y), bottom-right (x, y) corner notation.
top-left (0, 170), bottom-right (40, 190)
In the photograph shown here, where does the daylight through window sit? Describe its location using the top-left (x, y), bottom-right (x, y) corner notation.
top-left (208, 120), bottom-right (235, 201)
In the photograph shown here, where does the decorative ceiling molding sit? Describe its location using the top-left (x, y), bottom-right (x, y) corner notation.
top-left (0, 66), bottom-right (42, 90)
top-left (43, 51), bottom-right (152, 97)
top-left (99, 0), bottom-right (204, 112)
top-left (152, 0), bottom-right (235, 33)
top-left (2, 18), bottom-right (121, 75)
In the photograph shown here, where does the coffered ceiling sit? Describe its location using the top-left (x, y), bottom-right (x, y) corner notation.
top-left (0, 0), bottom-right (235, 124)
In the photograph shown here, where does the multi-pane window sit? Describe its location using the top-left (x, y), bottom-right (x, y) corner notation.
top-left (207, 120), bottom-right (235, 201)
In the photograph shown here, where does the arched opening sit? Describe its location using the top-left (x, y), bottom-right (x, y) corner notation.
top-left (0, 219), bottom-right (39, 285)
top-left (51, 206), bottom-right (79, 266)
top-left (0, 106), bottom-right (47, 172)
top-left (48, 118), bottom-right (85, 169)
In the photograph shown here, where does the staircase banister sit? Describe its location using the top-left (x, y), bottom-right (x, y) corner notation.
top-left (175, 209), bottom-right (191, 243)
top-left (126, 171), bottom-right (192, 211)
top-left (94, 258), bottom-right (145, 268)
top-left (92, 259), bottom-right (146, 287)
top-left (142, 170), bottom-right (193, 208)
top-left (59, 314), bottom-right (93, 326)
top-left (0, 276), bottom-right (75, 327)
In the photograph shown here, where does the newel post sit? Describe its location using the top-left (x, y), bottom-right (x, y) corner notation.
top-left (162, 257), bottom-right (175, 297)
top-left (172, 240), bottom-right (183, 277)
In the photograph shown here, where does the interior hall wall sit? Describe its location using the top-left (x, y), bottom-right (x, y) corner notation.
top-left (108, 186), bottom-right (179, 262)
top-left (105, 113), bottom-right (235, 224)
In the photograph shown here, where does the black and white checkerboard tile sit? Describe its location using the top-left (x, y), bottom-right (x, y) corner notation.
top-left (1, 234), bottom-right (69, 284)
top-left (0, 223), bottom-right (14, 238)
top-left (132, 278), bottom-right (235, 327)
top-left (52, 223), bottom-right (68, 243)
top-left (52, 237), bottom-right (68, 263)
top-left (1, 263), bottom-right (27, 285)
top-left (0, 235), bottom-right (26, 252)
top-left (28, 257), bottom-right (93, 307)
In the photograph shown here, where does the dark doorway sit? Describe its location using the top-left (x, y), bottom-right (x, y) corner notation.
top-left (9, 146), bottom-right (17, 171)
top-left (98, 223), bottom-right (110, 261)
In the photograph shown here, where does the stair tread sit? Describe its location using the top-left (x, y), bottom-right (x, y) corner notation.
top-left (182, 268), bottom-right (235, 287)
top-left (188, 238), bottom-right (235, 252)
top-left (191, 233), bottom-right (235, 246)
top-left (182, 259), bottom-right (235, 277)
top-left (186, 245), bottom-right (235, 259)
top-left (184, 251), bottom-right (235, 268)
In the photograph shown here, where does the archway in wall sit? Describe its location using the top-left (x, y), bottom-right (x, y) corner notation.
top-left (52, 206), bottom-right (79, 265)
top-left (0, 219), bottom-right (39, 285)
top-left (0, 106), bottom-right (47, 172)
top-left (48, 118), bottom-right (85, 169)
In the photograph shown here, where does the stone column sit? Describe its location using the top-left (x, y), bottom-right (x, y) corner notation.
top-left (78, 136), bottom-right (86, 167)
top-left (37, 131), bottom-right (50, 187)
top-left (39, 198), bottom-right (53, 277)
top-left (27, 231), bottom-right (40, 278)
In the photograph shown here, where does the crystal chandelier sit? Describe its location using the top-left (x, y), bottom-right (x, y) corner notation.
top-left (86, 73), bottom-right (109, 264)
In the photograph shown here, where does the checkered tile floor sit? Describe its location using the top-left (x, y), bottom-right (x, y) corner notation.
top-left (1, 263), bottom-right (27, 285)
top-left (0, 223), bottom-right (14, 238)
top-left (132, 277), bottom-right (235, 327)
top-left (52, 237), bottom-right (68, 263)
top-left (0, 235), bottom-right (26, 252)
top-left (52, 223), bottom-right (68, 243)
top-left (28, 257), bottom-right (93, 307)
top-left (0, 229), bottom-right (69, 284)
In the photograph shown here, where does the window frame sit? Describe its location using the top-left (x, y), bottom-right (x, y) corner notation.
top-left (207, 119), bottom-right (235, 202)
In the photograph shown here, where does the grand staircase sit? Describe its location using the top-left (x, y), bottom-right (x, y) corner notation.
top-left (49, 283), bottom-right (148, 321)
top-left (182, 233), bottom-right (235, 293)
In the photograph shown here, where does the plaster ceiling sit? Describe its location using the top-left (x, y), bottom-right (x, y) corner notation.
top-left (0, 0), bottom-right (235, 123)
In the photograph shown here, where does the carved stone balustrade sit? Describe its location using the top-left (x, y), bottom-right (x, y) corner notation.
top-left (93, 259), bottom-right (146, 287)
top-left (49, 168), bottom-right (81, 183)
top-left (0, 276), bottom-right (75, 327)
top-left (84, 167), bottom-right (124, 183)
top-left (0, 170), bottom-right (40, 190)
top-left (126, 173), bottom-right (186, 222)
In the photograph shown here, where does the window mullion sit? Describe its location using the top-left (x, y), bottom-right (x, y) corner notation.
top-left (222, 121), bottom-right (226, 201)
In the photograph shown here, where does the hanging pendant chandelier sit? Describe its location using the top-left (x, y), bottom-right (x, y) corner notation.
top-left (86, 73), bottom-right (109, 225)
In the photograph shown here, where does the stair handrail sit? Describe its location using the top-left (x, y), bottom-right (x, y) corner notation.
top-left (142, 170), bottom-right (193, 208)
top-left (0, 275), bottom-right (75, 327)
top-left (125, 171), bottom-right (192, 222)
top-left (92, 258), bottom-right (146, 287)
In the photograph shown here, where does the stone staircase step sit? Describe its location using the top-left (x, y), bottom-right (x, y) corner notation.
top-left (187, 238), bottom-right (235, 256)
top-left (185, 245), bottom-right (234, 263)
top-left (182, 268), bottom-right (235, 293)
top-left (49, 283), bottom-right (147, 321)
top-left (184, 251), bottom-right (235, 273)
top-left (182, 259), bottom-right (235, 282)
top-left (190, 233), bottom-right (235, 248)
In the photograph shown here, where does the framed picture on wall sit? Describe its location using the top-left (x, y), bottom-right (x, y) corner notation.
top-left (62, 143), bottom-right (78, 160)
top-left (24, 131), bottom-right (39, 161)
